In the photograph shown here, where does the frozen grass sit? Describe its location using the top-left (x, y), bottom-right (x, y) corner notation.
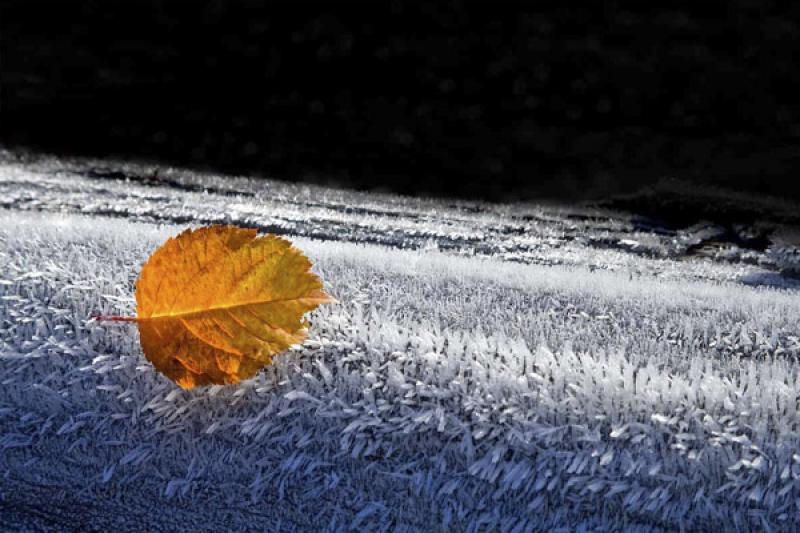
top-left (2, 208), bottom-right (800, 531)
top-left (2, 156), bottom-right (794, 289)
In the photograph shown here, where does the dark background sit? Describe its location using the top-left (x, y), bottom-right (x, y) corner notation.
top-left (2, 0), bottom-right (800, 202)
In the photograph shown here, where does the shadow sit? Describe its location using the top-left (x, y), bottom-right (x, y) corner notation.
top-left (738, 271), bottom-right (800, 290)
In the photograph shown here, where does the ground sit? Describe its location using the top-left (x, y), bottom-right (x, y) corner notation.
top-left (1, 151), bottom-right (800, 531)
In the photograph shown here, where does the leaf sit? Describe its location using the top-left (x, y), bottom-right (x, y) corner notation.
top-left (135, 225), bottom-right (334, 389)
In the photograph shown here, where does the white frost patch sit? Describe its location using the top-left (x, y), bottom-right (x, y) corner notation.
top-left (1, 178), bottom-right (800, 530)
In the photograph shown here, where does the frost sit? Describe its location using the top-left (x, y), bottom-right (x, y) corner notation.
top-left (1, 157), bottom-right (800, 530)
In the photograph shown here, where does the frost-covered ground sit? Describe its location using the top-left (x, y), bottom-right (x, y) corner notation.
top-left (2, 154), bottom-right (800, 531)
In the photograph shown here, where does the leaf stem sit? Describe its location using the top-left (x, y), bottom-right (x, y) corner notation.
top-left (92, 315), bottom-right (139, 323)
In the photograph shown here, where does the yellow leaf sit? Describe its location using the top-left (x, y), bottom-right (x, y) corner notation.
top-left (134, 225), bottom-right (334, 389)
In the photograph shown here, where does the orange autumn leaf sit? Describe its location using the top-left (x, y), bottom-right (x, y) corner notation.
top-left (133, 225), bottom-right (334, 389)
